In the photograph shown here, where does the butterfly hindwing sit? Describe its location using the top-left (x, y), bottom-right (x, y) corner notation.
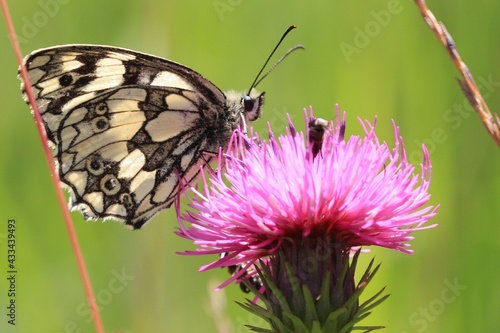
top-left (21, 45), bottom-right (247, 229)
top-left (54, 85), bottom-right (221, 228)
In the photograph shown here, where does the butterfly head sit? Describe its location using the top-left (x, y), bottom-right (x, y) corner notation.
top-left (241, 25), bottom-right (302, 125)
top-left (243, 89), bottom-right (265, 122)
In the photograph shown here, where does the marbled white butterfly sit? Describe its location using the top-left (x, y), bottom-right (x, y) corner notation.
top-left (20, 26), bottom-right (301, 229)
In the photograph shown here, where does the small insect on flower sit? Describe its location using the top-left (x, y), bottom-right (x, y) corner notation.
top-left (220, 253), bottom-right (263, 293)
top-left (19, 26), bottom-right (303, 229)
top-left (308, 116), bottom-right (330, 158)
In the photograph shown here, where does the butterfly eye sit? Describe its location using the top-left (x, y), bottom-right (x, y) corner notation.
top-left (243, 92), bottom-right (265, 122)
top-left (243, 95), bottom-right (254, 112)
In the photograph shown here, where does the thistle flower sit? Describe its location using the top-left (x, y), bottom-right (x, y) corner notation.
top-left (177, 106), bottom-right (438, 332)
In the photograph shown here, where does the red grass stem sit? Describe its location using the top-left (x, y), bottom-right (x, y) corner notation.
top-left (0, 1), bottom-right (105, 332)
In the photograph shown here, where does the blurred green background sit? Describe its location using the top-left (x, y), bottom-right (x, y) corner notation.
top-left (1, 0), bottom-right (500, 332)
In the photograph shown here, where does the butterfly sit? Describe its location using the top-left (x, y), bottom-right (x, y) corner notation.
top-left (19, 26), bottom-right (302, 229)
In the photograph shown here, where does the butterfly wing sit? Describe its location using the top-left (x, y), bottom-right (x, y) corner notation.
top-left (21, 45), bottom-right (242, 229)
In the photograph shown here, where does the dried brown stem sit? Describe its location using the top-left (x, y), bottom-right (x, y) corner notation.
top-left (414, 0), bottom-right (500, 147)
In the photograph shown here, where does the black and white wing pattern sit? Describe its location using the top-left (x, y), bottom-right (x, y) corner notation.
top-left (20, 45), bottom-right (264, 229)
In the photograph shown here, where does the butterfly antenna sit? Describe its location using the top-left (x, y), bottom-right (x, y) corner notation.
top-left (247, 25), bottom-right (301, 93)
top-left (253, 44), bottom-right (305, 88)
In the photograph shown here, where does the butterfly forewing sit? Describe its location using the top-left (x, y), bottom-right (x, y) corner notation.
top-left (20, 45), bottom-right (259, 229)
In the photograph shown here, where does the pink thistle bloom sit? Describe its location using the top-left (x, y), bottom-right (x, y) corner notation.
top-left (176, 106), bottom-right (438, 279)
